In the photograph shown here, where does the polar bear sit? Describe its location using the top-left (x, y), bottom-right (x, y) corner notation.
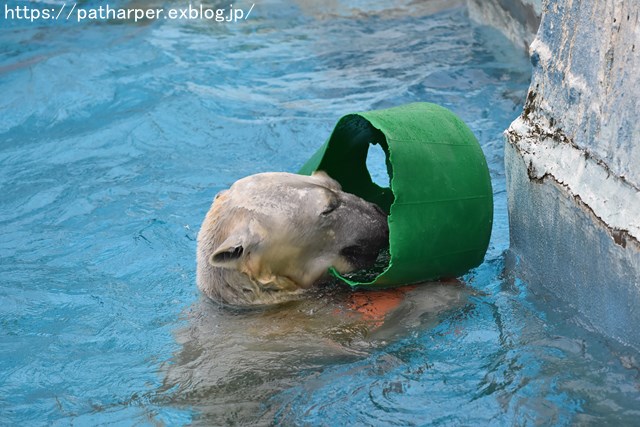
top-left (196, 171), bottom-right (389, 306)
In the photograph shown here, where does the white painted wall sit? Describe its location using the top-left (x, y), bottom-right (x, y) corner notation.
top-left (468, 0), bottom-right (640, 347)
top-left (503, 0), bottom-right (640, 348)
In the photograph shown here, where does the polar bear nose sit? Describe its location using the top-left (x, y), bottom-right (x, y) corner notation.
top-left (340, 243), bottom-right (375, 266)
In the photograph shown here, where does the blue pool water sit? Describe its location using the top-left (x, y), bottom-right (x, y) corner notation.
top-left (1, 1), bottom-right (640, 425)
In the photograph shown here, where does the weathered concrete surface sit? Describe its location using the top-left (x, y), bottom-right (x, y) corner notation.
top-left (505, 0), bottom-right (640, 348)
top-left (505, 143), bottom-right (640, 347)
top-left (467, 0), bottom-right (542, 51)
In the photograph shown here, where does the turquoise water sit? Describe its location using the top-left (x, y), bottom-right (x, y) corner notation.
top-left (1, 1), bottom-right (639, 425)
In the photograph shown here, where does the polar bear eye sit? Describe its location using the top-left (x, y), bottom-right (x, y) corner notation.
top-left (321, 196), bottom-right (341, 216)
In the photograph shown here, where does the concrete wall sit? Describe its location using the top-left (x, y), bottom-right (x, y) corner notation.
top-left (466, 0), bottom-right (542, 52)
top-left (504, 1), bottom-right (640, 349)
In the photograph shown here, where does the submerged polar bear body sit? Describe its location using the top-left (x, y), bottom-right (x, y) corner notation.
top-left (196, 171), bottom-right (389, 306)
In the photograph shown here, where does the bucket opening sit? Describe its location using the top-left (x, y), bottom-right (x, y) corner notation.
top-left (366, 141), bottom-right (391, 190)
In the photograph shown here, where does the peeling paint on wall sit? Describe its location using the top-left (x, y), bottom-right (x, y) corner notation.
top-left (507, 114), bottom-right (640, 246)
top-left (504, 0), bottom-right (640, 347)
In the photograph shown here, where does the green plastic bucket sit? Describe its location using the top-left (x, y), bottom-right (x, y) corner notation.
top-left (299, 102), bottom-right (493, 288)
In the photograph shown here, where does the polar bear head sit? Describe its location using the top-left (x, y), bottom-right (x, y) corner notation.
top-left (196, 171), bottom-right (389, 306)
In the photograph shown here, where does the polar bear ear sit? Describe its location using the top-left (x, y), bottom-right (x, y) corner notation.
top-left (213, 190), bottom-right (228, 202)
top-left (209, 219), bottom-right (265, 269)
top-left (312, 170), bottom-right (342, 191)
top-left (209, 238), bottom-right (245, 268)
